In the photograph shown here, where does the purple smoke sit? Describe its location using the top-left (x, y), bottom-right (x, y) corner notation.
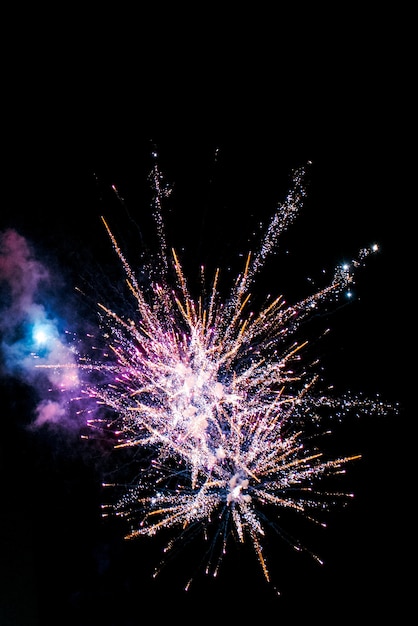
top-left (0, 228), bottom-right (81, 428)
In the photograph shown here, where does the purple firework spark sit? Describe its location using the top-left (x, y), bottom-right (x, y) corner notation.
top-left (37, 158), bottom-right (396, 592)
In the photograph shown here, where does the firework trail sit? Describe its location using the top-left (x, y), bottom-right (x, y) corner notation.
top-left (17, 157), bottom-right (396, 591)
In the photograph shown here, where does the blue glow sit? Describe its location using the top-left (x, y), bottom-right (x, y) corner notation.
top-left (32, 323), bottom-right (54, 346)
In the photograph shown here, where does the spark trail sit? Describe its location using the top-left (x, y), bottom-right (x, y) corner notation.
top-left (39, 159), bottom-right (396, 591)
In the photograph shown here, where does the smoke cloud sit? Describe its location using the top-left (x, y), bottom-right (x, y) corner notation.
top-left (0, 228), bottom-right (81, 428)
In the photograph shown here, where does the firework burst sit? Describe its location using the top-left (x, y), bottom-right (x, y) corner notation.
top-left (40, 158), bottom-right (395, 592)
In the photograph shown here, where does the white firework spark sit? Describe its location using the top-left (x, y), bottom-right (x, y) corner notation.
top-left (41, 158), bottom-right (395, 591)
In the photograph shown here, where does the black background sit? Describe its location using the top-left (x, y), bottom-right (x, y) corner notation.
top-left (0, 7), bottom-right (411, 625)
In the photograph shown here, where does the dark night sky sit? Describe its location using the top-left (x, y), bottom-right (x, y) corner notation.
top-left (0, 9), bottom-right (412, 626)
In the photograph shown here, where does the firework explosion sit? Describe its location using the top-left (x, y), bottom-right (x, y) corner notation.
top-left (38, 159), bottom-right (395, 591)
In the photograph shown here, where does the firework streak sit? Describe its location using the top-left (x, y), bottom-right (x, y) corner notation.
top-left (40, 162), bottom-right (395, 590)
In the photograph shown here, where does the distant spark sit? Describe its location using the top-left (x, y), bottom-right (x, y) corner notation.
top-left (38, 158), bottom-right (397, 592)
